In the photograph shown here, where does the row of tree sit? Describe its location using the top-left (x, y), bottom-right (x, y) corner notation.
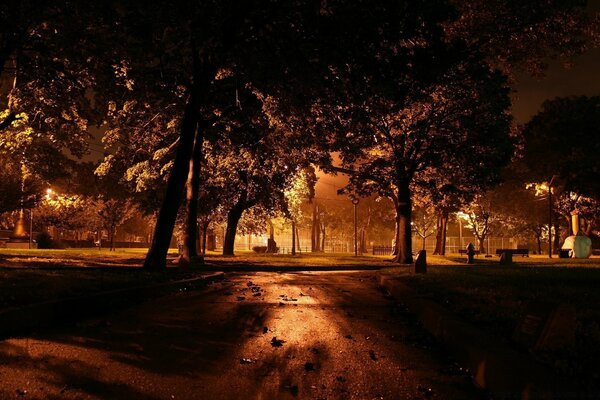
top-left (0, 1), bottom-right (598, 267)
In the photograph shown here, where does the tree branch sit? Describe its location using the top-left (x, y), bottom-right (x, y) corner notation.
top-left (0, 112), bottom-right (20, 130)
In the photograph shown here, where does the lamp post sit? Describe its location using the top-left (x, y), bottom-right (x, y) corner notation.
top-left (350, 196), bottom-right (359, 256)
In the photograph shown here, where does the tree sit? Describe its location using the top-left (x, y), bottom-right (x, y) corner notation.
top-left (0, 2), bottom-right (115, 180)
top-left (0, 156), bottom-right (42, 214)
top-left (98, 199), bottom-right (136, 251)
top-left (283, 168), bottom-right (316, 255)
top-left (35, 193), bottom-right (101, 242)
top-left (522, 96), bottom-right (600, 200)
top-left (463, 193), bottom-right (504, 253)
top-left (320, 18), bottom-right (513, 262)
top-left (446, 0), bottom-right (600, 75)
top-left (412, 202), bottom-right (437, 251)
top-left (85, 0), bottom-right (328, 269)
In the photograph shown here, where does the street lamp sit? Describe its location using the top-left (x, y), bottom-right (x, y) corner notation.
top-left (350, 195), bottom-right (359, 256)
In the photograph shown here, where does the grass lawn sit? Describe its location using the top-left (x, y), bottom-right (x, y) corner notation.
top-left (0, 248), bottom-right (198, 311)
top-left (203, 250), bottom-right (396, 268)
top-left (385, 255), bottom-right (600, 387)
top-left (0, 248), bottom-right (164, 268)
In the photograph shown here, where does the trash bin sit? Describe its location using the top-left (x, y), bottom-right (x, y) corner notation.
top-left (559, 249), bottom-right (570, 258)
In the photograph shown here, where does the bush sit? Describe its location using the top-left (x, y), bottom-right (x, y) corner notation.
top-left (50, 240), bottom-right (67, 249)
top-left (36, 232), bottom-right (53, 249)
top-left (252, 246), bottom-right (268, 253)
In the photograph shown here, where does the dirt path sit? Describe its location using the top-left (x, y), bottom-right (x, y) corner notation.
top-left (0, 272), bottom-right (483, 399)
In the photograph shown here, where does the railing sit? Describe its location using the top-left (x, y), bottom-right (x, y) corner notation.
top-left (372, 245), bottom-right (394, 256)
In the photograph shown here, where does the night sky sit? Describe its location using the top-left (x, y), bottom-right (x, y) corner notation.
top-left (512, 0), bottom-right (600, 123)
top-left (513, 46), bottom-right (600, 123)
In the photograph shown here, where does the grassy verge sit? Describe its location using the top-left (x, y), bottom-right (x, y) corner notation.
top-left (384, 258), bottom-right (600, 388)
top-left (0, 248), bottom-right (177, 268)
top-left (0, 248), bottom-right (201, 311)
top-left (203, 250), bottom-right (395, 268)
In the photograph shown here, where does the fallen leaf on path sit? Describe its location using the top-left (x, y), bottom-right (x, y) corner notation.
top-left (271, 337), bottom-right (285, 347)
top-left (369, 350), bottom-right (378, 361)
top-left (240, 358), bottom-right (255, 364)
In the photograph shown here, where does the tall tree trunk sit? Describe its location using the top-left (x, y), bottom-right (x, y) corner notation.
top-left (536, 231), bottom-right (542, 255)
top-left (321, 225), bottom-right (326, 252)
top-left (202, 221), bottom-right (209, 254)
top-left (207, 229), bottom-right (216, 251)
top-left (392, 182), bottom-right (413, 264)
top-left (439, 212), bottom-right (448, 255)
top-left (553, 222), bottom-right (561, 253)
top-left (180, 124), bottom-right (204, 266)
top-left (312, 203), bottom-right (320, 252)
top-left (291, 220), bottom-right (296, 255)
top-left (478, 237), bottom-right (486, 254)
top-left (360, 229), bottom-right (367, 253)
top-left (296, 225), bottom-right (301, 252)
top-left (392, 214), bottom-right (400, 256)
top-left (143, 58), bottom-right (215, 270)
top-left (433, 211), bottom-right (449, 255)
top-left (433, 214), bottom-right (443, 255)
top-left (223, 193), bottom-right (247, 256)
top-left (110, 225), bottom-right (115, 251)
top-left (223, 206), bottom-right (245, 256)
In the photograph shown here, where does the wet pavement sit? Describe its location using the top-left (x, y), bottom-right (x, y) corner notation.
top-left (0, 272), bottom-right (484, 399)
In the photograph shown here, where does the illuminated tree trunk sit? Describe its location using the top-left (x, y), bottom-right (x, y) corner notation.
top-left (311, 203), bottom-right (320, 252)
top-left (392, 215), bottom-right (399, 256)
top-left (180, 125), bottom-right (204, 266)
top-left (433, 211), bottom-right (448, 255)
top-left (392, 181), bottom-right (413, 264)
top-left (360, 207), bottom-right (371, 253)
top-left (201, 221), bottom-right (209, 255)
top-left (109, 225), bottom-right (114, 251)
top-left (536, 229), bottom-right (542, 255)
top-left (144, 59), bottom-right (215, 270)
top-left (223, 198), bottom-right (246, 256)
top-left (291, 220), bottom-right (296, 255)
top-left (478, 237), bottom-right (486, 254)
top-left (553, 222), bottom-right (561, 253)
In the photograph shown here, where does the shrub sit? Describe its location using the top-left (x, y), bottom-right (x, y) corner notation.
top-left (252, 246), bottom-right (268, 253)
top-left (36, 232), bottom-right (53, 249)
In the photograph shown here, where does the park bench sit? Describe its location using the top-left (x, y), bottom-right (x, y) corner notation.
top-left (458, 249), bottom-right (480, 255)
top-left (495, 248), bottom-right (529, 257)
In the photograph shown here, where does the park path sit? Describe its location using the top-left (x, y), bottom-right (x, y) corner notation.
top-left (0, 272), bottom-right (483, 400)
